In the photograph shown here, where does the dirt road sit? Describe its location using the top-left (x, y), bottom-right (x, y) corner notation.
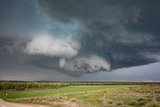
top-left (0, 99), bottom-right (47, 107)
top-left (0, 98), bottom-right (85, 107)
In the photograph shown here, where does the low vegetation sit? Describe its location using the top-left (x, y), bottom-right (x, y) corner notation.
top-left (0, 81), bottom-right (160, 107)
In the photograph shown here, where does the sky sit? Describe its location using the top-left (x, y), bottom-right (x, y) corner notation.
top-left (0, 0), bottom-right (160, 81)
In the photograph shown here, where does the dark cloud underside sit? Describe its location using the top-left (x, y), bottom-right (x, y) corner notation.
top-left (38, 0), bottom-right (160, 68)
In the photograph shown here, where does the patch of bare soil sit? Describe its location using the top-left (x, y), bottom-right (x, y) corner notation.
top-left (0, 98), bottom-right (86, 107)
top-left (0, 98), bottom-right (47, 107)
top-left (17, 97), bottom-right (86, 107)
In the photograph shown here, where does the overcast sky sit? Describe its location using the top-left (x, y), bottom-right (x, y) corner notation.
top-left (0, 0), bottom-right (160, 81)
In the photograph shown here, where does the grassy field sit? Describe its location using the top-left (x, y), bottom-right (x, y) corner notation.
top-left (0, 83), bottom-right (160, 107)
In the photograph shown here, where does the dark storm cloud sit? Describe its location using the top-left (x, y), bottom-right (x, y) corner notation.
top-left (0, 0), bottom-right (55, 37)
top-left (38, 0), bottom-right (160, 30)
top-left (0, 0), bottom-right (160, 78)
top-left (37, 0), bottom-right (160, 69)
top-left (38, 0), bottom-right (141, 23)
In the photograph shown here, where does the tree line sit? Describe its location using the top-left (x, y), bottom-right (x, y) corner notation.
top-left (0, 81), bottom-right (159, 91)
top-left (0, 82), bottom-right (69, 90)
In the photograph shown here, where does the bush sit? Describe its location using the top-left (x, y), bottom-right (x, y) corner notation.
top-left (107, 99), bottom-right (113, 104)
top-left (137, 97), bottom-right (146, 102)
top-left (116, 101), bottom-right (123, 106)
top-left (137, 97), bottom-right (147, 106)
top-left (128, 100), bottom-right (138, 106)
top-left (145, 101), bottom-right (160, 107)
top-left (70, 98), bottom-right (78, 102)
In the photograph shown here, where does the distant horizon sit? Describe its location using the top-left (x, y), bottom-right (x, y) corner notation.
top-left (0, 79), bottom-right (160, 82)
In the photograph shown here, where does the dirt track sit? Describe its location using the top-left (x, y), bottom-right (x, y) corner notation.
top-left (0, 98), bottom-right (85, 107)
top-left (0, 99), bottom-right (47, 107)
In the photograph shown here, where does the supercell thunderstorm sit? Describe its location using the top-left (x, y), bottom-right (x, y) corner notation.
top-left (1, 0), bottom-right (160, 77)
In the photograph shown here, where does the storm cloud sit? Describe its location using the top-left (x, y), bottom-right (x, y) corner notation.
top-left (0, 0), bottom-right (160, 78)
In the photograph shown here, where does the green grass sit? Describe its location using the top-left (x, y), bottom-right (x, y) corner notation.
top-left (0, 85), bottom-right (160, 107)
top-left (0, 85), bottom-right (122, 100)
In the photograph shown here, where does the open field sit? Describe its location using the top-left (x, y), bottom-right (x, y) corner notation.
top-left (0, 82), bottom-right (160, 107)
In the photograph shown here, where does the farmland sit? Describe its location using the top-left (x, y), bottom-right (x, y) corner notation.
top-left (0, 81), bottom-right (160, 107)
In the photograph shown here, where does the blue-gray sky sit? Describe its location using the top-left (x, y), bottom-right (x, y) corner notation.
top-left (0, 0), bottom-right (160, 81)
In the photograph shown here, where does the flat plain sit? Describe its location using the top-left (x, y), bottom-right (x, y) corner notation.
top-left (0, 82), bottom-right (160, 107)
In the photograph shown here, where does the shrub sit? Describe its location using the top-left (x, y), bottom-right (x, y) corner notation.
top-left (137, 97), bottom-right (146, 102)
top-left (128, 100), bottom-right (138, 106)
top-left (145, 101), bottom-right (160, 107)
top-left (107, 99), bottom-right (113, 104)
top-left (137, 97), bottom-right (147, 106)
top-left (116, 101), bottom-right (123, 106)
top-left (70, 98), bottom-right (78, 102)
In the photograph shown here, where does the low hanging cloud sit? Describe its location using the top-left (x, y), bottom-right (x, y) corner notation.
top-left (23, 36), bottom-right (110, 75)
top-left (24, 34), bottom-right (81, 58)
top-left (63, 55), bottom-right (110, 73)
